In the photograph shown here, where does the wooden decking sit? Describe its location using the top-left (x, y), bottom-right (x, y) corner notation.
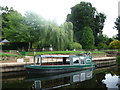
top-left (93, 57), bottom-right (116, 67)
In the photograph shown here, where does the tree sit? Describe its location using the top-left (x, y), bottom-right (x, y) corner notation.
top-left (66, 2), bottom-right (106, 45)
top-left (114, 16), bottom-right (120, 40)
top-left (109, 40), bottom-right (120, 49)
top-left (81, 27), bottom-right (95, 49)
top-left (44, 21), bottom-right (74, 50)
top-left (24, 12), bottom-right (46, 48)
top-left (2, 11), bottom-right (44, 49)
top-left (96, 34), bottom-right (109, 49)
top-left (97, 43), bottom-right (108, 49)
top-left (2, 11), bottom-right (28, 42)
top-left (0, 6), bottom-right (14, 39)
top-left (1, 7), bottom-right (74, 50)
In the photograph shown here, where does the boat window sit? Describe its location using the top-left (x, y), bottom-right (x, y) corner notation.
top-left (73, 59), bottom-right (79, 63)
top-left (86, 58), bottom-right (91, 62)
top-left (73, 57), bottom-right (79, 64)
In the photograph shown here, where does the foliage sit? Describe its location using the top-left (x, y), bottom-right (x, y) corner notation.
top-left (114, 16), bottom-right (120, 40)
top-left (116, 56), bottom-right (120, 65)
top-left (36, 21), bottom-right (74, 50)
top-left (69, 42), bottom-right (82, 49)
top-left (81, 27), bottom-right (95, 49)
top-left (50, 22), bottom-right (74, 50)
top-left (24, 12), bottom-right (46, 48)
top-left (0, 6), bottom-right (14, 40)
top-left (96, 34), bottom-right (109, 47)
top-left (109, 40), bottom-right (120, 49)
top-left (1, 42), bottom-right (29, 51)
top-left (66, 1), bottom-right (106, 46)
top-left (97, 43), bottom-right (108, 49)
top-left (2, 11), bottom-right (29, 42)
top-left (1, 6), bottom-right (74, 50)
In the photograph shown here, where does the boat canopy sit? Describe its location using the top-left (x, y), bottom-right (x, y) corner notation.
top-left (33, 55), bottom-right (71, 65)
top-left (40, 55), bottom-right (70, 58)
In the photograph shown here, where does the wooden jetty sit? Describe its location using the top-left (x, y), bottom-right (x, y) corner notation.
top-left (93, 57), bottom-right (116, 68)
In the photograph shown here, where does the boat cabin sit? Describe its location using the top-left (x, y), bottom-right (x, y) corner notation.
top-left (33, 53), bottom-right (93, 66)
top-left (70, 55), bottom-right (92, 65)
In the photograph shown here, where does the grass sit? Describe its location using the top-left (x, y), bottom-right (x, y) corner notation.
top-left (104, 49), bottom-right (119, 52)
top-left (25, 50), bottom-right (105, 56)
top-left (26, 51), bottom-right (85, 56)
top-left (1, 50), bottom-right (105, 56)
top-left (0, 53), bottom-right (21, 57)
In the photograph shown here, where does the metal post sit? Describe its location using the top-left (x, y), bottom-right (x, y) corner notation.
top-left (34, 56), bottom-right (36, 65)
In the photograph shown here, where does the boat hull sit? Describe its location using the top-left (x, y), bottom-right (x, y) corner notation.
top-left (25, 64), bottom-right (95, 74)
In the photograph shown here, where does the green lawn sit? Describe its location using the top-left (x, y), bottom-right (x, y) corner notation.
top-left (26, 50), bottom-right (105, 56)
top-left (1, 50), bottom-right (105, 56)
top-left (104, 49), bottom-right (119, 52)
top-left (0, 53), bottom-right (20, 57)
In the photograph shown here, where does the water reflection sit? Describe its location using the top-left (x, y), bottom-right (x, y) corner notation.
top-left (26, 69), bottom-right (93, 89)
top-left (102, 73), bottom-right (120, 89)
top-left (2, 66), bottom-right (120, 89)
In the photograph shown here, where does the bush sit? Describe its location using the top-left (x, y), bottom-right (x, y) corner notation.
top-left (1, 42), bottom-right (29, 51)
top-left (116, 56), bottom-right (120, 65)
top-left (97, 43), bottom-right (108, 49)
top-left (69, 42), bottom-right (82, 49)
top-left (109, 40), bottom-right (120, 49)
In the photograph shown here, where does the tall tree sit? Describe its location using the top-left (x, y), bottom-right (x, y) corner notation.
top-left (0, 6), bottom-right (14, 39)
top-left (2, 11), bottom-right (28, 42)
top-left (81, 27), bottom-right (94, 49)
top-left (2, 11), bottom-right (44, 49)
top-left (66, 2), bottom-right (106, 46)
top-left (114, 16), bottom-right (120, 40)
top-left (24, 12), bottom-right (46, 48)
top-left (42, 21), bottom-right (74, 50)
top-left (1, 7), bottom-right (74, 50)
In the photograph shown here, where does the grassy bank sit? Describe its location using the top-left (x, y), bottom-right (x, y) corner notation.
top-left (1, 50), bottom-right (105, 56)
top-left (26, 51), bottom-right (105, 56)
top-left (0, 53), bottom-right (20, 57)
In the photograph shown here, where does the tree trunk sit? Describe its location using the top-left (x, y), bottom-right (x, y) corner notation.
top-left (29, 42), bottom-right (32, 49)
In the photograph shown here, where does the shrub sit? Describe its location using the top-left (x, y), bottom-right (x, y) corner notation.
top-left (97, 43), bottom-right (108, 49)
top-left (69, 42), bottom-right (82, 49)
top-left (109, 40), bottom-right (120, 49)
top-left (116, 56), bottom-right (120, 65)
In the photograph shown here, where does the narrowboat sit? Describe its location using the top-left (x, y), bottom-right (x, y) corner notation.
top-left (24, 53), bottom-right (95, 74)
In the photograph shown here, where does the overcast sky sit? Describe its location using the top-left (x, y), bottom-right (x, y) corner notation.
top-left (0, 0), bottom-right (119, 38)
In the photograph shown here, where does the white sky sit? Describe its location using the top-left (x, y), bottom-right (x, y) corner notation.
top-left (102, 74), bottom-right (119, 88)
top-left (0, 0), bottom-right (119, 38)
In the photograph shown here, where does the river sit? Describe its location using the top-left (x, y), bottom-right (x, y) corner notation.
top-left (2, 65), bottom-right (120, 89)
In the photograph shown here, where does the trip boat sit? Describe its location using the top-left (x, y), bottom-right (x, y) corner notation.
top-left (24, 53), bottom-right (95, 74)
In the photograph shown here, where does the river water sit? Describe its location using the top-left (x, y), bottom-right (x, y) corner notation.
top-left (2, 66), bottom-right (120, 89)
